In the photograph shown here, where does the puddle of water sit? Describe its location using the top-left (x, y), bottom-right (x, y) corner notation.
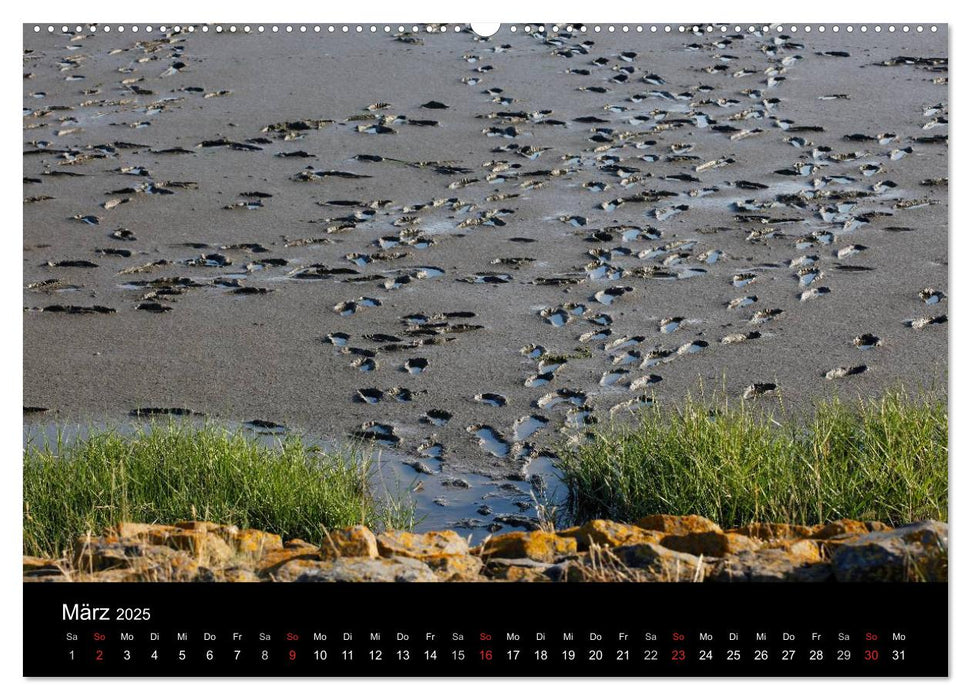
top-left (678, 340), bottom-right (708, 355)
top-left (354, 422), bottom-right (399, 447)
top-left (469, 425), bottom-right (511, 458)
top-left (594, 286), bottom-right (632, 305)
top-left (353, 357), bottom-right (377, 372)
top-left (524, 372), bottom-right (554, 388)
top-left (537, 389), bottom-right (587, 410)
top-left (612, 350), bottom-right (641, 366)
top-left (537, 359), bottom-right (564, 374)
top-left (586, 264), bottom-right (623, 281)
top-left (521, 344), bottom-right (546, 360)
top-left (797, 267), bottom-right (821, 286)
top-left (356, 388), bottom-right (383, 404)
top-left (600, 369), bottom-right (628, 387)
top-left (564, 408), bottom-right (593, 429)
top-left (541, 309), bottom-right (569, 327)
top-left (475, 392), bottom-right (507, 408)
top-left (513, 415), bottom-right (549, 441)
top-left (579, 329), bottom-right (611, 342)
top-left (660, 318), bottom-right (684, 334)
top-left (404, 357), bottom-right (428, 374)
top-left (422, 409), bottom-right (451, 427)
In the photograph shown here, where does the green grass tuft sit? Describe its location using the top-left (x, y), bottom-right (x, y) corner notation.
top-left (559, 388), bottom-right (947, 528)
top-left (23, 422), bottom-right (415, 558)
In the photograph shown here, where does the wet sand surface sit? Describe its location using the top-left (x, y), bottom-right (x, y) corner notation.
top-left (23, 25), bottom-right (947, 533)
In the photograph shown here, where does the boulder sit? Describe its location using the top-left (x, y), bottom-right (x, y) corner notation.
top-left (116, 522), bottom-right (180, 539)
top-left (635, 514), bottom-right (722, 535)
top-left (660, 531), bottom-right (760, 557)
top-left (545, 560), bottom-right (592, 582)
top-left (709, 544), bottom-right (829, 582)
top-left (120, 551), bottom-right (201, 582)
top-left (23, 556), bottom-right (64, 576)
top-left (573, 520), bottom-right (664, 548)
top-left (73, 535), bottom-right (177, 572)
top-left (423, 554), bottom-right (483, 581)
top-left (215, 566), bottom-right (263, 583)
top-left (609, 543), bottom-right (705, 581)
top-left (376, 530), bottom-right (468, 559)
top-left (812, 519), bottom-right (888, 540)
top-left (231, 528), bottom-right (284, 556)
top-left (768, 538), bottom-right (823, 562)
top-left (162, 529), bottom-right (236, 565)
top-left (831, 520), bottom-right (947, 582)
top-left (483, 557), bottom-right (551, 581)
top-left (278, 556), bottom-right (439, 582)
top-left (477, 531), bottom-right (577, 563)
top-left (728, 523), bottom-right (815, 541)
top-left (83, 569), bottom-right (141, 583)
top-left (320, 525), bottom-right (379, 559)
top-left (256, 544), bottom-right (321, 574)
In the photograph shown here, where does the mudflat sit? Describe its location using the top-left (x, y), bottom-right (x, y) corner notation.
top-left (23, 25), bottom-right (948, 532)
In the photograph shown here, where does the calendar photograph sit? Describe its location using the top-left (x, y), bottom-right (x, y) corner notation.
top-left (21, 19), bottom-right (949, 678)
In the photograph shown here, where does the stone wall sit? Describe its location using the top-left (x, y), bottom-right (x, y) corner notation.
top-left (23, 516), bottom-right (948, 583)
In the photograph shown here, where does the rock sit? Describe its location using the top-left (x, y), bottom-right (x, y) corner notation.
top-left (276, 556), bottom-right (439, 582)
top-left (376, 530), bottom-right (468, 559)
top-left (635, 514), bottom-right (722, 535)
top-left (320, 525), bottom-right (379, 559)
top-left (256, 544), bottom-right (321, 574)
top-left (232, 528), bottom-right (283, 554)
top-left (216, 566), bottom-right (263, 582)
top-left (545, 560), bottom-right (591, 582)
top-left (728, 523), bottom-right (815, 541)
top-left (709, 542), bottom-right (827, 582)
top-left (483, 558), bottom-right (550, 581)
top-left (574, 520), bottom-right (664, 548)
top-left (769, 538), bottom-right (823, 562)
top-left (812, 519), bottom-right (888, 540)
top-left (163, 529), bottom-right (236, 565)
top-left (609, 543), bottom-right (705, 581)
top-left (119, 552), bottom-right (201, 582)
top-left (423, 554), bottom-right (483, 581)
top-left (29, 517), bottom-right (946, 583)
top-left (660, 531), bottom-right (760, 557)
top-left (73, 535), bottom-right (178, 571)
top-left (477, 531), bottom-right (577, 563)
top-left (831, 521), bottom-right (947, 582)
top-left (83, 569), bottom-right (140, 582)
top-left (23, 556), bottom-right (63, 576)
top-left (23, 572), bottom-right (70, 582)
top-left (115, 521), bottom-right (271, 564)
top-left (115, 522), bottom-right (179, 539)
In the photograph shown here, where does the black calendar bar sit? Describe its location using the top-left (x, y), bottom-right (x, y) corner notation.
top-left (24, 582), bottom-right (947, 677)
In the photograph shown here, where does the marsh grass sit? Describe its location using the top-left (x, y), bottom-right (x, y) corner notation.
top-left (559, 389), bottom-right (947, 528)
top-left (23, 422), bottom-right (414, 558)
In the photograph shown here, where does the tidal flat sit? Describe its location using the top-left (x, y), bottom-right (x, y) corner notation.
top-left (23, 25), bottom-right (948, 536)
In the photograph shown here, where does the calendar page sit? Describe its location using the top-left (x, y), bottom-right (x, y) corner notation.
top-left (22, 20), bottom-right (948, 678)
